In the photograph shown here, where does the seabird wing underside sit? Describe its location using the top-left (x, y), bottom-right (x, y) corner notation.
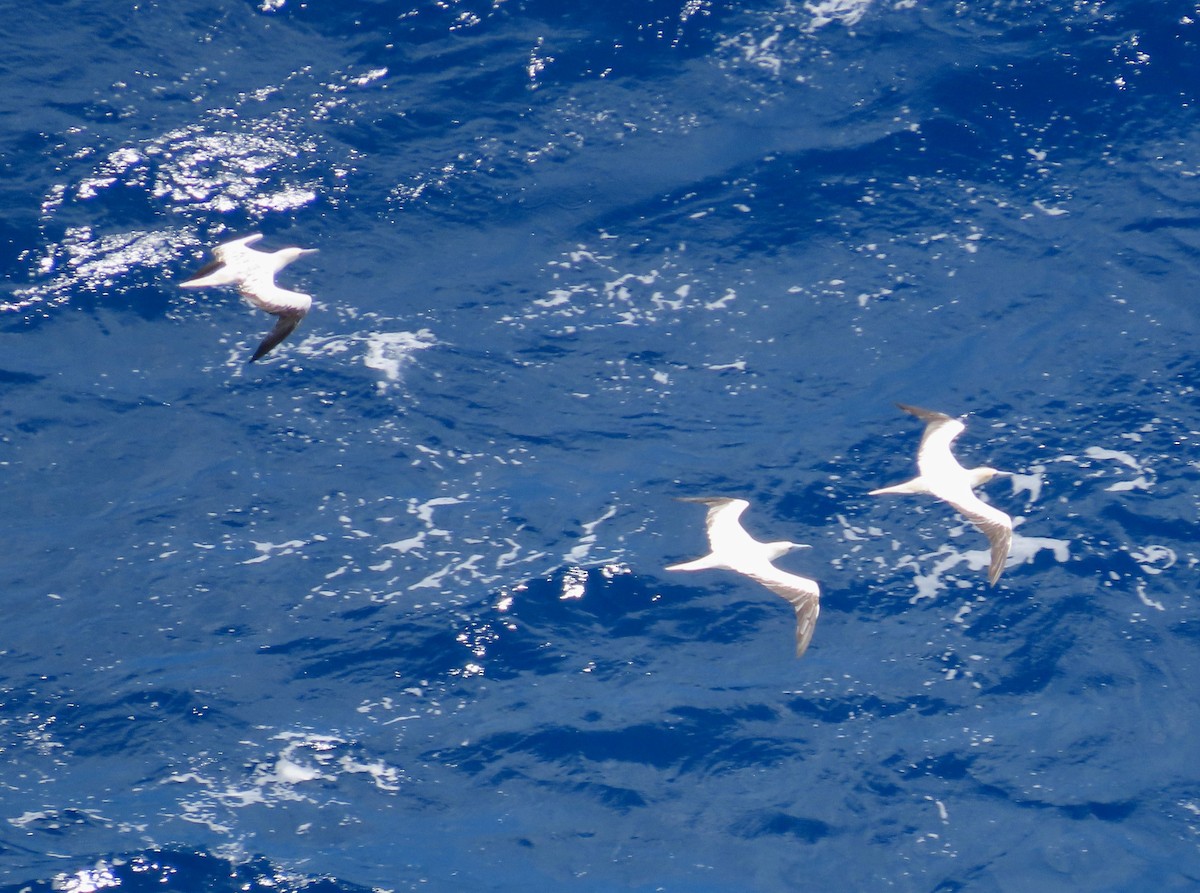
top-left (748, 568), bottom-right (822, 657)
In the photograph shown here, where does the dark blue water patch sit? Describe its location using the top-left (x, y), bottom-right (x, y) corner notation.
top-left (1100, 500), bottom-right (1200, 541)
top-left (0, 367), bottom-right (44, 386)
top-left (432, 705), bottom-right (805, 798)
top-left (729, 809), bottom-right (833, 843)
top-left (272, 569), bottom-right (709, 683)
top-left (41, 688), bottom-right (220, 760)
top-left (914, 0), bottom-right (1200, 106)
top-left (784, 689), bottom-right (938, 726)
top-left (0, 848), bottom-right (374, 893)
top-left (300, 0), bottom-right (731, 79)
top-left (269, 623), bottom-right (472, 682)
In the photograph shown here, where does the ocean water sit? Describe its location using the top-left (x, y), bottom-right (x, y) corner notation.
top-left (2, 0), bottom-right (1199, 889)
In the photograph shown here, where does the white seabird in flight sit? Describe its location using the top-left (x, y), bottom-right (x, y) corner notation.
top-left (180, 233), bottom-right (318, 362)
top-left (667, 497), bottom-right (822, 658)
top-left (870, 403), bottom-right (1013, 586)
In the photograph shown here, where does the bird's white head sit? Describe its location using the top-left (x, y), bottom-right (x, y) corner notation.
top-left (767, 540), bottom-right (811, 560)
top-left (970, 466), bottom-right (1010, 487)
top-left (275, 247), bottom-right (318, 270)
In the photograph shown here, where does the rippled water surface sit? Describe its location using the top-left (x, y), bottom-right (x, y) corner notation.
top-left (2, 1), bottom-right (1199, 890)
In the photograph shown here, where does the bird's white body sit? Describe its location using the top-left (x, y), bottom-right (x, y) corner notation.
top-left (668, 497), bottom-right (822, 657)
top-left (870, 404), bottom-right (1013, 585)
top-left (180, 233), bottom-right (317, 362)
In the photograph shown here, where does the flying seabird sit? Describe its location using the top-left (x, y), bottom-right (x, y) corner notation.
top-left (870, 403), bottom-right (1013, 585)
top-left (180, 233), bottom-right (318, 362)
top-left (667, 497), bottom-right (822, 657)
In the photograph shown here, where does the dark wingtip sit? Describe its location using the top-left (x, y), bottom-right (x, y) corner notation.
top-left (896, 402), bottom-right (952, 424)
top-left (181, 257), bottom-right (223, 284)
top-left (248, 342), bottom-right (274, 363)
top-left (247, 313), bottom-right (302, 363)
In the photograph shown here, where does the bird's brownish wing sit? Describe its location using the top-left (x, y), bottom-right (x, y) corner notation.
top-left (896, 403), bottom-right (964, 457)
top-left (181, 256), bottom-right (225, 284)
top-left (250, 311), bottom-right (303, 363)
top-left (750, 571), bottom-right (822, 658)
top-left (956, 498), bottom-right (1012, 586)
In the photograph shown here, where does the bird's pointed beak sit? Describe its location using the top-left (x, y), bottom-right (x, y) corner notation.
top-left (301, 248), bottom-right (319, 256)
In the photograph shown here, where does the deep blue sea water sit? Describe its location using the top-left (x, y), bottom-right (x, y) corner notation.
top-left (2, 0), bottom-right (1200, 889)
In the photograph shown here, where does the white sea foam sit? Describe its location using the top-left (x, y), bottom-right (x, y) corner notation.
top-left (167, 731), bottom-right (404, 835)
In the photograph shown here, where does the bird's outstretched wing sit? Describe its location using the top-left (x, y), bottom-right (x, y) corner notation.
top-left (250, 311), bottom-right (304, 363)
top-left (791, 596), bottom-right (820, 658)
top-left (748, 567), bottom-right (821, 657)
top-left (703, 498), bottom-right (750, 550)
top-left (215, 233), bottom-right (264, 260)
top-left (181, 234), bottom-right (264, 285)
top-left (897, 403), bottom-right (966, 472)
top-left (181, 257), bottom-right (225, 284)
top-left (896, 402), bottom-right (954, 428)
top-left (951, 491), bottom-right (1013, 585)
